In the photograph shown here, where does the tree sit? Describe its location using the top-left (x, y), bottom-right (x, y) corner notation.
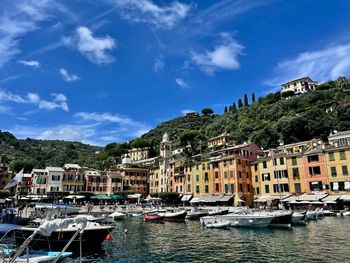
top-left (238, 99), bottom-right (243, 108)
top-left (244, 94), bottom-right (249, 106)
top-left (180, 130), bottom-right (206, 156)
top-left (281, 90), bottom-right (295, 98)
top-left (336, 76), bottom-right (350, 90)
top-left (224, 106), bottom-right (228, 113)
top-left (201, 108), bottom-right (214, 116)
top-left (130, 138), bottom-right (151, 149)
top-left (229, 105), bottom-right (232, 112)
top-left (232, 102), bottom-right (237, 113)
top-left (252, 93), bottom-right (256, 103)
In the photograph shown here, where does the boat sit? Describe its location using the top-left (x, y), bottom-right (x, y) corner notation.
top-left (342, 211), bottom-right (350, 216)
top-left (208, 208), bottom-right (229, 216)
top-left (201, 209), bottom-right (274, 228)
top-left (0, 248), bottom-right (72, 263)
top-left (14, 218), bottom-right (114, 251)
top-left (108, 211), bottom-right (126, 220)
top-left (292, 212), bottom-right (307, 226)
top-left (266, 210), bottom-right (292, 229)
top-left (315, 208), bottom-right (324, 219)
top-left (186, 208), bottom-right (208, 220)
top-left (164, 210), bottom-right (187, 221)
top-left (306, 210), bottom-right (318, 221)
top-left (144, 211), bottom-right (164, 221)
top-left (205, 221), bottom-right (231, 229)
top-left (323, 210), bottom-right (334, 216)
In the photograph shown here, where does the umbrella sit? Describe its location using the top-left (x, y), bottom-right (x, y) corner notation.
top-left (311, 201), bottom-right (323, 205)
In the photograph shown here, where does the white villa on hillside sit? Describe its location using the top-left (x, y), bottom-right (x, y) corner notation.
top-left (281, 77), bottom-right (317, 95)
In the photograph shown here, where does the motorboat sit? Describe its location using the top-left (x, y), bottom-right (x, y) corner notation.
top-left (323, 210), bottom-right (334, 216)
top-left (144, 211), bottom-right (164, 221)
top-left (266, 210), bottom-right (292, 229)
top-left (186, 208), bottom-right (208, 220)
top-left (108, 211), bottom-right (126, 220)
top-left (207, 208), bottom-right (229, 216)
top-left (315, 208), bottom-right (324, 219)
top-left (14, 217), bottom-right (114, 251)
top-left (202, 209), bottom-right (274, 228)
top-left (292, 212), bottom-right (307, 226)
top-left (342, 210), bottom-right (350, 216)
top-left (306, 210), bottom-right (318, 221)
top-left (163, 210), bottom-right (187, 221)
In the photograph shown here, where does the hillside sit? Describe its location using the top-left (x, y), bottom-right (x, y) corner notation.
top-left (0, 132), bottom-right (101, 172)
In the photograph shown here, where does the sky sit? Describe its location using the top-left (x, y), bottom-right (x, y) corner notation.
top-left (1, 0), bottom-right (350, 146)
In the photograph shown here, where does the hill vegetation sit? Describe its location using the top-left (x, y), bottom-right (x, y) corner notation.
top-left (1, 76), bottom-right (350, 171)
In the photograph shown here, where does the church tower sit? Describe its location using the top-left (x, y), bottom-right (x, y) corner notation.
top-left (160, 132), bottom-right (172, 158)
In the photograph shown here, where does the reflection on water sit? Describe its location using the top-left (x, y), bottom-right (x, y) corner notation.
top-left (63, 217), bottom-right (350, 262)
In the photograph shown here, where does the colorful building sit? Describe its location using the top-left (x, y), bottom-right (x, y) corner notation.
top-left (119, 164), bottom-right (149, 197)
top-left (62, 164), bottom-right (85, 193)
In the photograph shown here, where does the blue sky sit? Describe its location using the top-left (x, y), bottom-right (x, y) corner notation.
top-left (1, 0), bottom-right (350, 146)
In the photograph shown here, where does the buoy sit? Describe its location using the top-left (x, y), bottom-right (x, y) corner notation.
top-left (124, 228), bottom-right (128, 234)
top-left (106, 233), bottom-right (111, 241)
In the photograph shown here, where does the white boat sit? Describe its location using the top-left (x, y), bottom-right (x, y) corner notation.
top-left (342, 211), bottom-right (350, 216)
top-left (201, 209), bottom-right (274, 228)
top-left (315, 208), bottom-right (324, 219)
top-left (306, 210), bottom-right (318, 220)
top-left (186, 208), bottom-right (208, 220)
top-left (323, 210), bottom-right (334, 216)
top-left (109, 211), bottom-right (126, 220)
top-left (0, 248), bottom-right (72, 263)
top-left (164, 210), bottom-right (187, 221)
top-left (292, 212), bottom-right (307, 226)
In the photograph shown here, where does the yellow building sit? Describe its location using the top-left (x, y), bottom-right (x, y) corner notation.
top-left (62, 164), bottom-right (85, 193)
top-left (326, 131), bottom-right (350, 194)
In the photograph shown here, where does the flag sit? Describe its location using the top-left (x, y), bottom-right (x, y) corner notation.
top-left (4, 168), bottom-right (24, 189)
top-left (35, 174), bottom-right (42, 184)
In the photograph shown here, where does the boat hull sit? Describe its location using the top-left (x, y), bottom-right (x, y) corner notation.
top-left (164, 211), bottom-right (187, 221)
top-left (14, 226), bottom-right (114, 251)
top-left (268, 212), bottom-right (292, 229)
top-left (201, 214), bottom-right (273, 228)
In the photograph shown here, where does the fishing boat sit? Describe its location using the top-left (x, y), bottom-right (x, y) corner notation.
top-left (163, 210), bottom-right (187, 221)
top-left (14, 218), bottom-right (114, 251)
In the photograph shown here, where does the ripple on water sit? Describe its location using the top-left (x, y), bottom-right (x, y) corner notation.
top-left (61, 217), bottom-right (350, 263)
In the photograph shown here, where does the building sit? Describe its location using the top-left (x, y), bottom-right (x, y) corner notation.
top-left (326, 131), bottom-right (350, 194)
top-left (0, 163), bottom-right (12, 189)
top-left (106, 169), bottom-right (123, 194)
top-left (85, 169), bottom-right (108, 194)
top-left (158, 133), bottom-right (172, 192)
top-left (208, 133), bottom-right (230, 149)
top-left (119, 164), bottom-right (149, 197)
top-left (31, 169), bottom-right (48, 194)
top-left (122, 147), bottom-right (151, 162)
top-left (62, 164), bottom-right (85, 193)
top-left (185, 112), bottom-right (199, 119)
top-left (46, 167), bottom-right (64, 192)
top-left (281, 77), bottom-right (317, 95)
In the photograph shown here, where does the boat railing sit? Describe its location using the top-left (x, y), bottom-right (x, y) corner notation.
top-left (0, 244), bottom-right (11, 260)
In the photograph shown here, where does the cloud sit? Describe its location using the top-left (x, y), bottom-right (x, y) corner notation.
top-left (0, 90), bottom-right (69, 112)
top-left (59, 68), bottom-right (81, 82)
top-left (75, 111), bottom-right (151, 139)
top-left (18, 60), bottom-right (40, 68)
top-left (265, 42), bottom-right (350, 87)
top-left (191, 33), bottom-right (244, 75)
top-left (0, 105), bottom-right (11, 114)
top-left (0, 1), bottom-right (72, 68)
top-left (63, 26), bottom-right (116, 64)
top-left (154, 56), bottom-right (165, 72)
top-left (106, 0), bottom-right (191, 30)
top-left (175, 78), bottom-right (190, 89)
top-left (181, 109), bottom-right (196, 115)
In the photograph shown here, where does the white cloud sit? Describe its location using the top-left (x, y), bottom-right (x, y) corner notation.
top-left (59, 68), bottom-right (81, 82)
top-left (0, 90), bottom-right (69, 112)
top-left (0, 105), bottom-right (11, 114)
top-left (106, 0), bottom-right (191, 30)
top-left (18, 60), bottom-right (40, 68)
top-left (181, 109), bottom-right (195, 115)
top-left (191, 33), bottom-right (244, 75)
top-left (175, 78), bottom-right (190, 89)
top-left (154, 56), bottom-right (165, 72)
top-left (63, 26), bottom-right (116, 65)
top-left (265, 42), bottom-right (350, 87)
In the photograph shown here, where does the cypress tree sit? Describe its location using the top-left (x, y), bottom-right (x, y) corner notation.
top-left (224, 106), bottom-right (228, 113)
top-left (232, 102), bottom-right (237, 113)
top-left (238, 99), bottom-right (243, 108)
top-left (228, 105), bottom-right (232, 112)
top-left (252, 93), bottom-right (256, 103)
top-left (244, 94), bottom-right (249, 106)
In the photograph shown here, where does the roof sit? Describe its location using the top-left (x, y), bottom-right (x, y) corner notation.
top-left (64, 164), bottom-right (81, 169)
top-left (297, 193), bottom-right (327, 201)
top-left (281, 76), bottom-right (315, 86)
top-left (322, 195), bottom-right (341, 202)
top-left (46, 167), bottom-right (64, 172)
top-left (219, 194), bottom-right (233, 202)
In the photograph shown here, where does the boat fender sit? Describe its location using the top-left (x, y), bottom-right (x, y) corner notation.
top-left (106, 233), bottom-right (112, 241)
top-left (124, 228), bottom-right (128, 235)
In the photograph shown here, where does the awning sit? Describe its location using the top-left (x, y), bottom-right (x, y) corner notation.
top-left (110, 194), bottom-right (124, 200)
top-left (311, 201), bottom-right (323, 205)
top-left (297, 193), bottom-right (327, 201)
top-left (219, 195), bottom-right (233, 202)
top-left (181, 194), bottom-right (192, 202)
top-left (91, 195), bottom-right (111, 200)
top-left (128, 194), bottom-right (142, 199)
top-left (340, 195), bottom-right (350, 201)
top-left (322, 195), bottom-right (341, 202)
top-left (65, 195), bottom-right (86, 199)
top-left (190, 197), bottom-right (200, 203)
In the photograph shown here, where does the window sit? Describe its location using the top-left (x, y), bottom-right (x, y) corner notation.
top-left (224, 171), bottom-right (227, 179)
top-left (196, 185), bottom-right (200, 193)
top-left (215, 171), bottom-right (219, 179)
top-left (328, 152), bottom-right (335, 161)
top-left (247, 184), bottom-right (250, 192)
top-left (331, 167), bottom-right (337, 177)
top-left (340, 151), bottom-right (346, 160)
top-left (239, 184), bottom-right (243, 192)
top-left (204, 172), bottom-right (209, 182)
top-left (52, 175), bottom-right (60, 181)
top-left (238, 159), bottom-right (241, 165)
top-left (307, 155), bottom-right (319, 162)
top-left (342, 166), bottom-right (349, 176)
top-left (273, 184), bottom-right (289, 193)
top-left (246, 172), bottom-right (249, 179)
top-left (262, 173), bottom-right (270, 181)
top-left (205, 185), bottom-right (209, 193)
top-left (230, 160), bottom-right (233, 165)
top-left (230, 171), bottom-right (233, 178)
top-left (280, 157), bottom-right (285, 165)
top-left (188, 175), bottom-right (191, 181)
top-left (202, 164), bottom-right (205, 170)
top-left (294, 183), bottom-right (301, 193)
top-left (256, 187), bottom-right (260, 194)
top-left (292, 167), bottom-right (299, 178)
top-left (230, 184), bottom-right (234, 193)
top-left (255, 175), bottom-right (258, 182)
top-left (215, 183), bottom-right (219, 191)
top-left (292, 157), bottom-right (297, 166)
top-left (309, 166), bottom-right (321, 175)
top-left (224, 184), bottom-right (228, 193)
top-left (273, 158), bottom-right (277, 166)
top-left (310, 182), bottom-right (322, 191)
top-left (223, 160), bottom-right (227, 167)
top-left (239, 171), bottom-right (242, 178)
top-left (265, 185), bottom-right (270, 194)
top-left (196, 174), bottom-right (199, 181)
top-left (339, 138), bottom-right (348, 146)
top-left (263, 161), bottom-right (267, 169)
top-left (187, 185), bottom-right (191, 192)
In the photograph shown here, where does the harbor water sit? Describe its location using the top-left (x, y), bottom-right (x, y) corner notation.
top-left (61, 216), bottom-right (350, 263)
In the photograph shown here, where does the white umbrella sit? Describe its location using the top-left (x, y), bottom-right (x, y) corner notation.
top-left (312, 201), bottom-right (323, 205)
